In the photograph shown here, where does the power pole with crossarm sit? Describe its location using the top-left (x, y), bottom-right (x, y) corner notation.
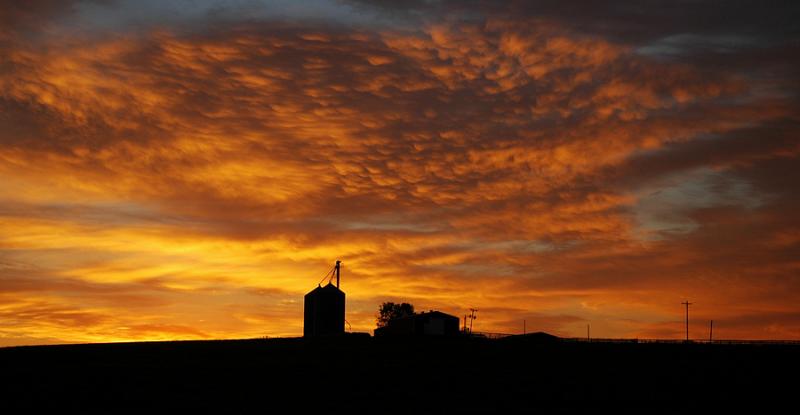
top-left (682, 301), bottom-right (692, 342)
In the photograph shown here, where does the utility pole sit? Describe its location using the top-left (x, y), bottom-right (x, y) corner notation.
top-left (468, 308), bottom-right (478, 334)
top-left (709, 320), bottom-right (713, 343)
top-left (682, 301), bottom-right (692, 342)
top-left (587, 324), bottom-right (590, 342)
top-left (463, 315), bottom-right (467, 333)
top-left (523, 320), bottom-right (526, 335)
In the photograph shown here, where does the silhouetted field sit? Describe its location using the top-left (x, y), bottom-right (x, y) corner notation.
top-left (2, 334), bottom-right (797, 413)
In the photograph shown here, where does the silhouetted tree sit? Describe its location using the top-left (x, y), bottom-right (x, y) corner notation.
top-left (376, 302), bottom-right (415, 327)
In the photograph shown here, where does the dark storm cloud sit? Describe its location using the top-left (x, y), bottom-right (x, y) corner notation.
top-left (350, 0), bottom-right (800, 43)
top-left (0, 0), bottom-right (79, 32)
top-left (604, 118), bottom-right (800, 188)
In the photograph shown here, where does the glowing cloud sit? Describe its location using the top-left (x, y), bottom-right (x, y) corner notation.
top-left (1, 0), bottom-right (798, 344)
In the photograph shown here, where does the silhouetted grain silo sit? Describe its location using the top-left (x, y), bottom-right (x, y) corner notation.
top-left (304, 260), bottom-right (345, 337)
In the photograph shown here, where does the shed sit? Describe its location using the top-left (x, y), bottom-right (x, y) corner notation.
top-left (374, 310), bottom-right (460, 337)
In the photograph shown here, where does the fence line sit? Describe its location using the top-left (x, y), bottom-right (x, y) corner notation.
top-left (470, 332), bottom-right (514, 339)
top-left (251, 334), bottom-right (800, 344)
top-left (468, 333), bottom-right (800, 345)
top-left (559, 337), bottom-right (800, 345)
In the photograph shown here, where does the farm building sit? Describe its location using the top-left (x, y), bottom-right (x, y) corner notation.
top-left (304, 261), bottom-right (345, 337)
top-left (374, 310), bottom-right (460, 337)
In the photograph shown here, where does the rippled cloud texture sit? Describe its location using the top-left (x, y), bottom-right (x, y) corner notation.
top-left (2, 0), bottom-right (799, 345)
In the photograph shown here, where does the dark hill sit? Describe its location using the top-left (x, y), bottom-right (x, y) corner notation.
top-left (2, 336), bottom-right (798, 413)
top-left (502, 331), bottom-right (560, 343)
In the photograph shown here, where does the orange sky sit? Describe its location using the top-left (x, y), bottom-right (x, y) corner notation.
top-left (1, 1), bottom-right (799, 345)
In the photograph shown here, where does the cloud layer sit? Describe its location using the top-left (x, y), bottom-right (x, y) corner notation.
top-left (1, 0), bottom-right (799, 344)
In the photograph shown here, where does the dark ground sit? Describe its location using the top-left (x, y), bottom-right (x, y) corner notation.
top-left (1, 334), bottom-right (797, 413)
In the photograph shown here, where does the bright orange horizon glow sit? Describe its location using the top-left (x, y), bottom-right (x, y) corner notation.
top-left (1, 1), bottom-right (799, 346)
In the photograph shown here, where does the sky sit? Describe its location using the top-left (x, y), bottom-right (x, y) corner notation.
top-left (1, 0), bottom-right (799, 346)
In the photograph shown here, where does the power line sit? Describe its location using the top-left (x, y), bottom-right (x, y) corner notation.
top-left (316, 263), bottom-right (337, 286)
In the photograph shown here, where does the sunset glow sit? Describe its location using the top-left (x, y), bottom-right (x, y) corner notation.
top-left (2, 0), bottom-right (799, 345)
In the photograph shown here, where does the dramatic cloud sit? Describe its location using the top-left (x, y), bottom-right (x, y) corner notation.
top-left (1, 0), bottom-right (798, 345)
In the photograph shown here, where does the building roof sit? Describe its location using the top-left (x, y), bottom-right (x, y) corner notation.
top-left (305, 282), bottom-right (344, 296)
top-left (417, 310), bottom-right (458, 319)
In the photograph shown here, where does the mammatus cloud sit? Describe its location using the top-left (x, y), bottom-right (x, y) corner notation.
top-left (1, 0), bottom-right (798, 344)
